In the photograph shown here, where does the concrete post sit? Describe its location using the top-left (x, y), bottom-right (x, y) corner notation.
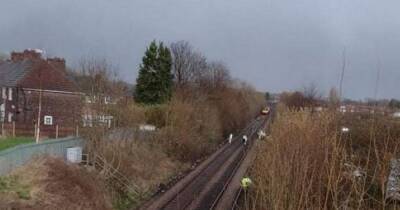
top-left (55, 124), bottom-right (59, 139)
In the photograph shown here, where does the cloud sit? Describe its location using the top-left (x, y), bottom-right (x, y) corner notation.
top-left (0, 0), bottom-right (399, 99)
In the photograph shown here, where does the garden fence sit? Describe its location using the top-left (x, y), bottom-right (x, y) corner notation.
top-left (0, 137), bottom-right (84, 175)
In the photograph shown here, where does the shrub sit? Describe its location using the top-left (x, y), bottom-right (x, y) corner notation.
top-left (157, 95), bottom-right (222, 162)
top-left (145, 105), bottom-right (167, 128)
top-left (247, 109), bottom-right (400, 209)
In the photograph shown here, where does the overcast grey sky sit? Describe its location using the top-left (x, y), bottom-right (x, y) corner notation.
top-left (0, 0), bottom-right (399, 99)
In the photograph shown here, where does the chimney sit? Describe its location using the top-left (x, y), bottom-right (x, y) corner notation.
top-left (11, 49), bottom-right (42, 62)
top-left (47, 57), bottom-right (66, 70)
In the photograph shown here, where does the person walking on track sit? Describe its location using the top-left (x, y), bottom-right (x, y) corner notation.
top-left (242, 135), bottom-right (248, 145)
top-left (228, 133), bottom-right (233, 144)
top-left (257, 130), bottom-right (266, 140)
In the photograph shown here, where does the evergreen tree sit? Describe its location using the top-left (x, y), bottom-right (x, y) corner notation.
top-left (135, 41), bottom-right (173, 104)
top-left (157, 42), bottom-right (173, 102)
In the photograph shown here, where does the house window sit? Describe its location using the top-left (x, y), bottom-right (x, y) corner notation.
top-left (0, 103), bottom-right (4, 122)
top-left (83, 114), bottom-right (93, 127)
top-left (1, 87), bottom-right (6, 99)
top-left (8, 88), bottom-right (12, 101)
top-left (8, 112), bottom-right (13, 123)
top-left (44, 115), bottom-right (53, 125)
top-left (104, 96), bottom-right (112, 104)
top-left (85, 96), bottom-right (92, 104)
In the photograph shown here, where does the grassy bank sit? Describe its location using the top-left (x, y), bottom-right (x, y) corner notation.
top-left (0, 157), bottom-right (112, 210)
top-left (0, 137), bottom-right (34, 151)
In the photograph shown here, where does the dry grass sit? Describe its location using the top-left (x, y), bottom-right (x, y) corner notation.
top-left (247, 107), bottom-right (400, 210)
top-left (0, 157), bottom-right (112, 210)
top-left (97, 138), bottom-right (186, 192)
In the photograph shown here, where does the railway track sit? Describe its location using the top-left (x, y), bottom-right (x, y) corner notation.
top-left (142, 115), bottom-right (267, 210)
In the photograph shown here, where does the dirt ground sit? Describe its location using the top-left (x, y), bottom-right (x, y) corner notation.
top-left (0, 157), bottom-right (112, 210)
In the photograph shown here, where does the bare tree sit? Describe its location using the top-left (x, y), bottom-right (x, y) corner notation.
top-left (70, 58), bottom-right (131, 130)
top-left (170, 41), bottom-right (192, 87)
top-left (72, 58), bottom-right (128, 102)
top-left (203, 61), bottom-right (231, 90)
top-left (281, 91), bottom-right (307, 111)
top-left (302, 82), bottom-right (321, 107)
top-left (170, 41), bottom-right (208, 88)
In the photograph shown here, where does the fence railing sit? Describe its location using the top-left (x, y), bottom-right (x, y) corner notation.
top-left (82, 154), bottom-right (141, 196)
top-left (1, 122), bottom-right (79, 139)
top-left (0, 137), bottom-right (83, 175)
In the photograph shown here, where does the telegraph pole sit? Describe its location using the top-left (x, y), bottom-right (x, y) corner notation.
top-left (35, 67), bottom-right (42, 143)
top-left (35, 89), bottom-right (42, 143)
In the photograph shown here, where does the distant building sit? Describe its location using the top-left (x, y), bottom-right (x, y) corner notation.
top-left (0, 50), bottom-right (82, 137)
top-left (81, 96), bottom-right (115, 128)
top-left (139, 124), bottom-right (156, 132)
top-left (339, 105), bottom-right (347, 113)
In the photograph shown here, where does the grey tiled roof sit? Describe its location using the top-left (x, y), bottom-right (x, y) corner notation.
top-left (0, 60), bottom-right (33, 87)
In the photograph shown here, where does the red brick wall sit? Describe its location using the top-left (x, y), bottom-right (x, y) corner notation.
top-left (11, 50), bottom-right (41, 62)
top-left (46, 57), bottom-right (66, 70)
top-left (18, 61), bottom-right (78, 92)
top-left (15, 89), bottom-right (82, 126)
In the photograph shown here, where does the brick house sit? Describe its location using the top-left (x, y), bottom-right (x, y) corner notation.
top-left (0, 50), bottom-right (82, 137)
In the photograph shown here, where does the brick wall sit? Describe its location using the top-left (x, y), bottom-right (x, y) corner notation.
top-left (11, 50), bottom-right (42, 62)
top-left (18, 61), bottom-right (77, 92)
top-left (15, 89), bottom-right (82, 126)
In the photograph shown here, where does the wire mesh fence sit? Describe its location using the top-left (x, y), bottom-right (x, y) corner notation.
top-left (0, 137), bottom-right (83, 175)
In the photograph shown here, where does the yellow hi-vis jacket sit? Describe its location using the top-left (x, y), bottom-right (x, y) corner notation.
top-left (241, 177), bottom-right (252, 189)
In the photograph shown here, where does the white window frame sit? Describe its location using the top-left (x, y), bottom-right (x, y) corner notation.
top-left (85, 96), bottom-right (92, 104)
top-left (44, 115), bottom-right (53, 125)
top-left (0, 103), bottom-right (5, 122)
top-left (83, 114), bottom-right (93, 127)
top-left (8, 112), bottom-right (13, 123)
top-left (1, 87), bottom-right (6, 100)
top-left (8, 88), bottom-right (12, 101)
